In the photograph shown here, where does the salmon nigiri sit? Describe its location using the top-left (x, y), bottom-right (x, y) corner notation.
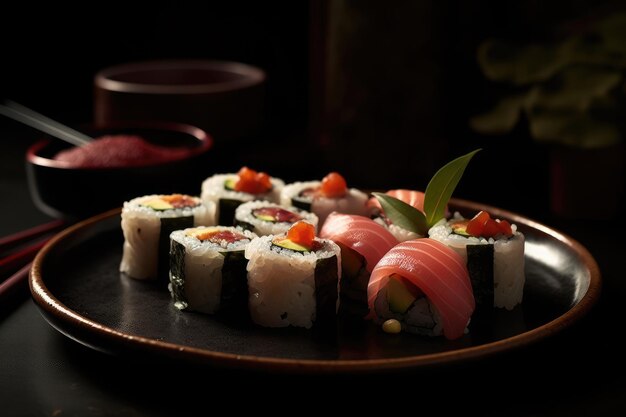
top-left (320, 212), bottom-right (399, 317)
top-left (368, 238), bottom-right (475, 340)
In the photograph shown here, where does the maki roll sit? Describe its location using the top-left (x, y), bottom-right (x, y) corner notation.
top-left (429, 211), bottom-right (525, 311)
top-left (234, 200), bottom-right (319, 236)
top-left (169, 226), bottom-right (257, 315)
top-left (120, 194), bottom-right (214, 281)
top-left (319, 212), bottom-right (398, 317)
top-left (368, 239), bottom-right (475, 340)
top-left (280, 172), bottom-right (369, 226)
top-left (245, 221), bottom-right (341, 328)
top-left (201, 166), bottom-right (284, 226)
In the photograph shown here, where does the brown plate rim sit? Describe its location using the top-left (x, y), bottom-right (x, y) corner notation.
top-left (29, 198), bottom-right (602, 373)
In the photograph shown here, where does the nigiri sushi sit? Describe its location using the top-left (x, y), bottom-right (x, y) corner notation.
top-left (319, 212), bottom-right (398, 317)
top-left (368, 238), bottom-right (475, 340)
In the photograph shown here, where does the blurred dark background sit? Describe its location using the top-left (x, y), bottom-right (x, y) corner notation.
top-left (1, 0), bottom-right (625, 222)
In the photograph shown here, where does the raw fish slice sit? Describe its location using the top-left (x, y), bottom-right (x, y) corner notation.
top-left (368, 238), bottom-right (474, 340)
top-left (320, 213), bottom-right (398, 271)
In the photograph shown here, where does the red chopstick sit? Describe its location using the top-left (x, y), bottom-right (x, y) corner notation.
top-left (0, 219), bottom-right (65, 253)
top-left (0, 238), bottom-right (50, 276)
top-left (0, 262), bottom-right (32, 301)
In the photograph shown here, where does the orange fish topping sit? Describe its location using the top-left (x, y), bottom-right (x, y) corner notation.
top-left (234, 166), bottom-right (272, 194)
top-left (160, 194), bottom-right (198, 208)
top-left (192, 229), bottom-right (247, 243)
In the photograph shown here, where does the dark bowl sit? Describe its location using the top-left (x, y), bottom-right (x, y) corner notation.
top-left (94, 60), bottom-right (266, 142)
top-left (26, 122), bottom-right (213, 220)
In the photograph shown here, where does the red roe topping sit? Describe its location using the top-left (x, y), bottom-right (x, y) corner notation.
top-left (287, 221), bottom-right (316, 246)
top-left (273, 221), bottom-right (322, 252)
top-left (319, 172), bottom-right (348, 198)
top-left (252, 207), bottom-right (302, 223)
top-left (465, 211), bottom-right (513, 238)
top-left (53, 135), bottom-right (193, 168)
top-left (234, 166), bottom-right (272, 194)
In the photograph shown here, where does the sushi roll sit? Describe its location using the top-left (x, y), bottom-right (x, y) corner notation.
top-left (120, 194), bottom-right (215, 281)
top-left (169, 226), bottom-right (257, 315)
top-left (368, 239), bottom-right (475, 340)
top-left (234, 200), bottom-right (318, 236)
top-left (280, 172), bottom-right (368, 226)
top-left (245, 221), bottom-right (341, 329)
top-left (201, 166), bottom-right (284, 226)
top-left (428, 211), bottom-right (525, 311)
top-left (319, 212), bottom-right (398, 317)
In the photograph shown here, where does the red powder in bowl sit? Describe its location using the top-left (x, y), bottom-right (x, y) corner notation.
top-left (53, 135), bottom-right (194, 168)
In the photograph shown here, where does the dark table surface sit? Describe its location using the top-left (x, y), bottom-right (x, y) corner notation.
top-left (1, 125), bottom-right (625, 416)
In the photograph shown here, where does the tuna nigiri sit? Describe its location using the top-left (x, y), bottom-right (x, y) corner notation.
top-left (320, 213), bottom-right (399, 316)
top-left (368, 238), bottom-right (475, 340)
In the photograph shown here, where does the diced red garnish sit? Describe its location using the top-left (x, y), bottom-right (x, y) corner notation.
top-left (482, 219), bottom-right (501, 236)
top-left (234, 166), bottom-right (272, 194)
top-left (252, 207), bottom-right (302, 223)
top-left (286, 221), bottom-right (317, 249)
top-left (466, 210), bottom-right (489, 236)
top-left (496, 219), bottom-right (513, 236)
top-left (161, 194), bottom-right (198, 208)
top-left (465, 210), bottom-right (513, 238)
top-left (319, 172), bottom-right (347, 198)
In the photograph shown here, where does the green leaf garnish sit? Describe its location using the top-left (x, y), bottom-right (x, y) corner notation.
top-left (373, 192), bottom-right (428, 235)
top-left (373, 149), bottom-right (480, 235)
top-left (424, 149), bottom-right (480, 227)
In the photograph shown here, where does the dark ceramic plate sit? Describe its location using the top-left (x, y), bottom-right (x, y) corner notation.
top-left (30, 199), bottom-right (600, 373)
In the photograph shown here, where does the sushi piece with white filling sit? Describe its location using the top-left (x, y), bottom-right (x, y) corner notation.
top-left (429, 210), bottom-right (525, 310)
top-left (201, 166), bottom-right (284, 225)
top-left (245, 221), bottom-right (341, 329)
top-left (120, 194), bottom-right (214, 281)
top-left (169, 226), bottom-right (257, 315)
top-left (234, 200), bottom-right (318, 236)
top-left (280, 172), bottom-right (368, 227)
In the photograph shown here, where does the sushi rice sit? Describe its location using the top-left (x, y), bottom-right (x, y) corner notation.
top-left (429, 212), bottom-right (525, 310)
top-left (245, 234), bottom-right (341, 328)
top-left (120, 194), bottom-right (214, 280)
top-left (280, 180), bottom-right (369, 226)
top-left (234, 200), bottom-right (318, 236)
top-left (169, 226), bottom-right (257, 314)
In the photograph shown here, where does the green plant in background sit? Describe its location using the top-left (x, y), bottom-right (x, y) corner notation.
top-left (471, 13), bottom-right (626, 148)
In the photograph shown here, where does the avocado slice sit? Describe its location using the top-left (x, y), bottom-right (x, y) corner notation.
top-left (451, 220), bottom-right (470, 236)
top-left (272, 237), bottom-right (309, 252)
top-left (253, 213), bottom-right (276, 222)
top-left (141, 198), bottom-right (173, 211)
top-left (387, 275), bottom-right (416, 313)
top-left (224, 178), bottom-right (237, 190)
top-left (337, 242), bottom-right (365, 277)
